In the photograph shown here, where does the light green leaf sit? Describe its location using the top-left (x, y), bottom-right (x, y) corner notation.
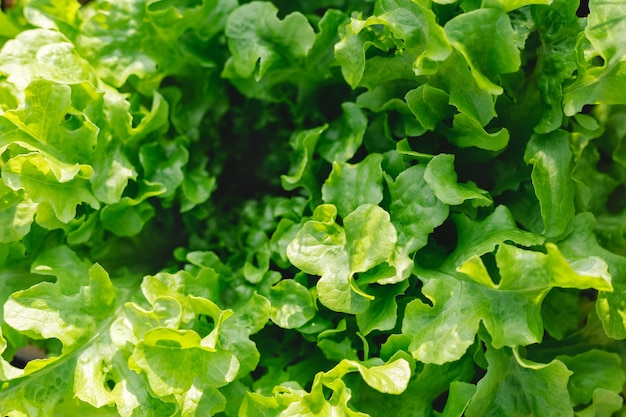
top-left (2, 152), bottom-right (97, 223)
top-left (586, 0), bottom-right (626, 66)
top-left (0, 327), bottom-right (23, 380)
top-left (482, 0), bottom-right (551, 12)
top-left (344, 204), bottom-right (397, 274)
top-left (22, 0), bottom-right (81, 35)
top-left (287, 204), bottom-right (397, 313)
top-left (130, 328), bottom-right (240, 397)
top-left (268, 279), bottom-right (316, 329)
top-left (4, 247), bottom-right (116, 347)
top-left (124, 296), bottom-right (183, 341)
top-left (0, 183), bottom-right (37, 243)
top-left (0, 29), bottom-right (96, 92)
top-left (243, 357), bottom-right (411, 416)
top-left (322, 358), bottom-right (411, 395)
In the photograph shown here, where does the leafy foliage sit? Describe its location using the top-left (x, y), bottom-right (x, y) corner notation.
top-left (1, 0), bottom-right (626, 415)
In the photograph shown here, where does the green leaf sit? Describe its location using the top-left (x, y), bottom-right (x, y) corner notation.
top-left (2, 152), bottom-right (98, 224)
top-left (322, 357), bottom-right (411, 395)
top-left (0, 79), bottom-right (98, 162)
top-left (446, 205), bottom-right (544, 269)
top-left (574, 389), bottom-right (623, 417)
top-left (424, 154), bottom-right (492, 207)
top-left (563, 60), bottom-right (626, 117)
top-left (405, 233), bottom-right (610, 364)
top-left (140, 139), bottom-right (189, 202)
top-left (268, 279), bottom-right (316, 329)
top-left (444, 8), bottom-right (521, 95)
top-left (281, 125), bottom-right (327, 200)
top-left (445, 112), bottom-right (510, 151)
top-left (432, 51), bottom-right (497, 126)
top-left (0, 183), bottom-right (37, 243)
top-left (585, 0), bottom-right (626, 66)
top-left (242, 357), bottom-right (411, 416)
top-left (557, 349), bottom-right (625, 408)
top-left (405, 84), bottom-right (451, 131)
top-left (99, 182), bottom-right (164, 237)
top-left (322, 154), bottom-right (384, 218)
top-left (130, 327), bottom-right (239, 397)
top-left (0, 327), bottom-right (23, 380)
top-left (524, 130), bottom-right (576, 237)
top-left (558, 214), bottom-right (626, 339)
top-left (224, 1), bottom-right (315, 81)
top-left (4, 246), bottom-right (115, 347)
top-left (318, 102), bottom-right (368, 163)
top-left (335, 0), bottom-right (451, 88)
top-left (344, 204), bottom-right (397, 274)
top-left (74, 0), bottom-right (225, 89)
top-left (356, 281), bottom-right (408, 335)
top-left (465, 347), bottom-right (574, 416)
top-left (0, 29), bottom-right (97, 91)
top-left (287, 204), bottom-right (398, 313)
top-left (482, 0), bottom-right (551, 12)
top-left (388, 164), bottom-right (449, 252)
top-left (532, 0), bottom-right (582, 133)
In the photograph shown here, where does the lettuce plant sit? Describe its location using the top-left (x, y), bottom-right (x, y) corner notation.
top-left (1, 0), bottom-right (626, 415)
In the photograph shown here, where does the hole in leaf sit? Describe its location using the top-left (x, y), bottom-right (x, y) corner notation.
top-left (596, 147), bottom-right (613, 173)
top-left (576, 0), bottom-right (589, 17)
top-left (322, 385), bottom-right (333, 401)
top-left (10, 344), bottom-right (48, 369)
top-left (415, 218), bottom-right (457, 269)
top-left (432, 390), bottom-right (448, 413)
top-left (590, 55), bottom-right (605, 67)
top-left (61, 113), bottom-right (84, 131)
top-left (106, 378), bottom-right (116, 391)
top-left (250, 365), bottom-right (267, 380)
top-left (195, 314), bottom-right (216, 338)
top-left (481, 251), bottom-right (501, 285)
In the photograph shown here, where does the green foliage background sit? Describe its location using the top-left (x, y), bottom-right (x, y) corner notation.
top-left (1, 0), bottom-right (626, 415)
